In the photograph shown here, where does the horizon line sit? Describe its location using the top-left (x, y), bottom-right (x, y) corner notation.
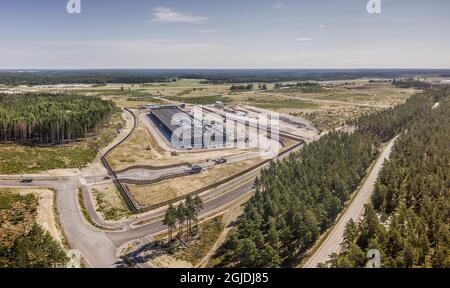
top-left (2, 67), bottom-right (450, 71)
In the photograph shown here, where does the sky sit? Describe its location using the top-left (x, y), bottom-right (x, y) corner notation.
top-left (1, 0), bottom-right (449, 69)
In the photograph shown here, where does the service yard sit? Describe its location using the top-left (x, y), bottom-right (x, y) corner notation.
top-left (107, 110), bottom-right (258, 171)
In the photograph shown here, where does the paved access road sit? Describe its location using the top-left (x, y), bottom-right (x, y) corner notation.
top-left (0, 107), bottom-right (310, 268)
top-left (303, 136), bottom-right (398, 268)
top-left (113, 150), bottom-right (264, 183)
top-left (0, 169), bottom-right (263, 267)
top-left (0, 139), bottom-right (304, 267)
top-left (107, 181), bottom-right (256, 246)
top-left (0, 178), bottom-right (120, 268)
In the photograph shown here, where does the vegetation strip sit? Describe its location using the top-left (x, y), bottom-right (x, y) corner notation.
top-left (327, 90), bottom-right (449, 268)
top-left (99, 108), bottom-right (140, 212)
top-left (214, 88), bottom-right (449, 267)
top-left (77, 189), bottom-right (118, 231)
top-left (298, 140), bottom-right (391, 267)
top-left (0, 93), bottom-right (116, 145)
top-left (0, 189), bottom-right (68, 267)
top-left (130, 141), bottom-right (303, 213)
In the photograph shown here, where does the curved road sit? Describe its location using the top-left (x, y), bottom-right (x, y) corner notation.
top-left (0, 115), bottom-right (397, 268)
top-left (0, 177), bottom-right (119, 267)
top-left (0, 106), bottom-right (309, 267)
top-left (0, 141), bottom-right (302, 267)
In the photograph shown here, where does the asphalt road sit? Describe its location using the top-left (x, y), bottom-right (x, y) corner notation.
top-left (0, 106), bottom-right (309, 267)
top-left (0, 140), bottom-right (304, 267)
top-left (303, 136), bottom-right (398, 268)
top-left (115, 150), bottom-right (266, 182)
top-left (106, 181), bottom-right (255, 246)
top-left (117, 165), bottom-right (190, 181)
top-left (0, 178), bottom-right (120, 268)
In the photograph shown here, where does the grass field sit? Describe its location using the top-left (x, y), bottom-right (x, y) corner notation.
top-left (107, 121), bottom-right (170, 170)
top-left (298, 105), bottom-right (382, 132)
top-left (54, 80), bottom-right (232, 108)
top-left (0, 188), bottom-right (69, 249)
top-left (165, 95), bottom-right (231, 105)
top-left (0, 190), bottom-right (38, 245)
top-left (178, 216), bottom-right (225, 266)
top-left (254, 81), bottom-right (418, 131)
top-left (91, 183), bottom-right (131, 221)
top-left (251, 99), bottom-right (319, 110)
top-left (277, 82), bottom-right (417, 106)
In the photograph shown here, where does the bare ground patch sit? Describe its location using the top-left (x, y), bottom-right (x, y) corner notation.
top-left (91, 183), bottom-right (131, 221)
top-left (0, 188), bottom-right (64, 247)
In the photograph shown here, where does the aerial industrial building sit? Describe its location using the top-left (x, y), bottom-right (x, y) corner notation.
top-left (149, 106), bottom-right (231, 149)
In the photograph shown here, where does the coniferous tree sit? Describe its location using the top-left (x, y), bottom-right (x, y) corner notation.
top-left (177, 203), bottom-right (186, 240)
top-left (163, 205), bottom-right (177, 245)
top-left (330, 89), bottom-right (450, 268)
top-left (8, 224), bottom-right (68, 268)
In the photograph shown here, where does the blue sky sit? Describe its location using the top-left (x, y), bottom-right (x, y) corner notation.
top-left (1, 0), bottom-right (449, 69)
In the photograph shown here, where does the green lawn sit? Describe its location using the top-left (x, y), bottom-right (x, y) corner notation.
top-left (178, 216), bottom-right (225, 266)
top-left (251, 99), bottom-right (319, 110)
top-left (166, 95), bottom-right (231, 105)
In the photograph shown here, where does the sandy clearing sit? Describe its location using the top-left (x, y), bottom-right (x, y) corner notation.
top-left (151, 254), bottom-right (194, 268)
top-left (91, 183), bottom-right (131, 221)
top-left (16, 188), bottom-right (65, 247)
top-left (199, 196), bottom-right (249, 267)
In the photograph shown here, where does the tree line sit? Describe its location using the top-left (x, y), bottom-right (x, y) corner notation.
top-left (274, 82), bottom-right (322, 93)
top-left (392, 78), bottom-right (432, 89)
top-left (215, 132), bottom-right (378, 267)
top-left (213, 87), bottom-right (448, 267)
top-left (354, 88), bottom-right (448, 141)
top-left (3, 70), bottom-right (449, 86)
top-left (326, 91), bottom-right (449, 268)
top-left (230, 84), bottom-right (254, 91)
top-left (0, 93), bottom-right (117, 144)
top-left (0, 224), bottom-right (68, 268)
top-left (2, 70), bottom-right (450, 86)
top-left (163, 195), bottom-right (203, 246)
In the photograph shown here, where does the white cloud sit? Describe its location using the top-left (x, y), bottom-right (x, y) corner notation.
top-left (319, 24), bottom-right (326, 28)
top-left (200, 29), bottom-right (216, 33)
top-left (296, 38), bottom-right (312, 41)
top-left (273, 3), bottom-right (284, 9)
top-left (152, 7), bottom-right (208, 24)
